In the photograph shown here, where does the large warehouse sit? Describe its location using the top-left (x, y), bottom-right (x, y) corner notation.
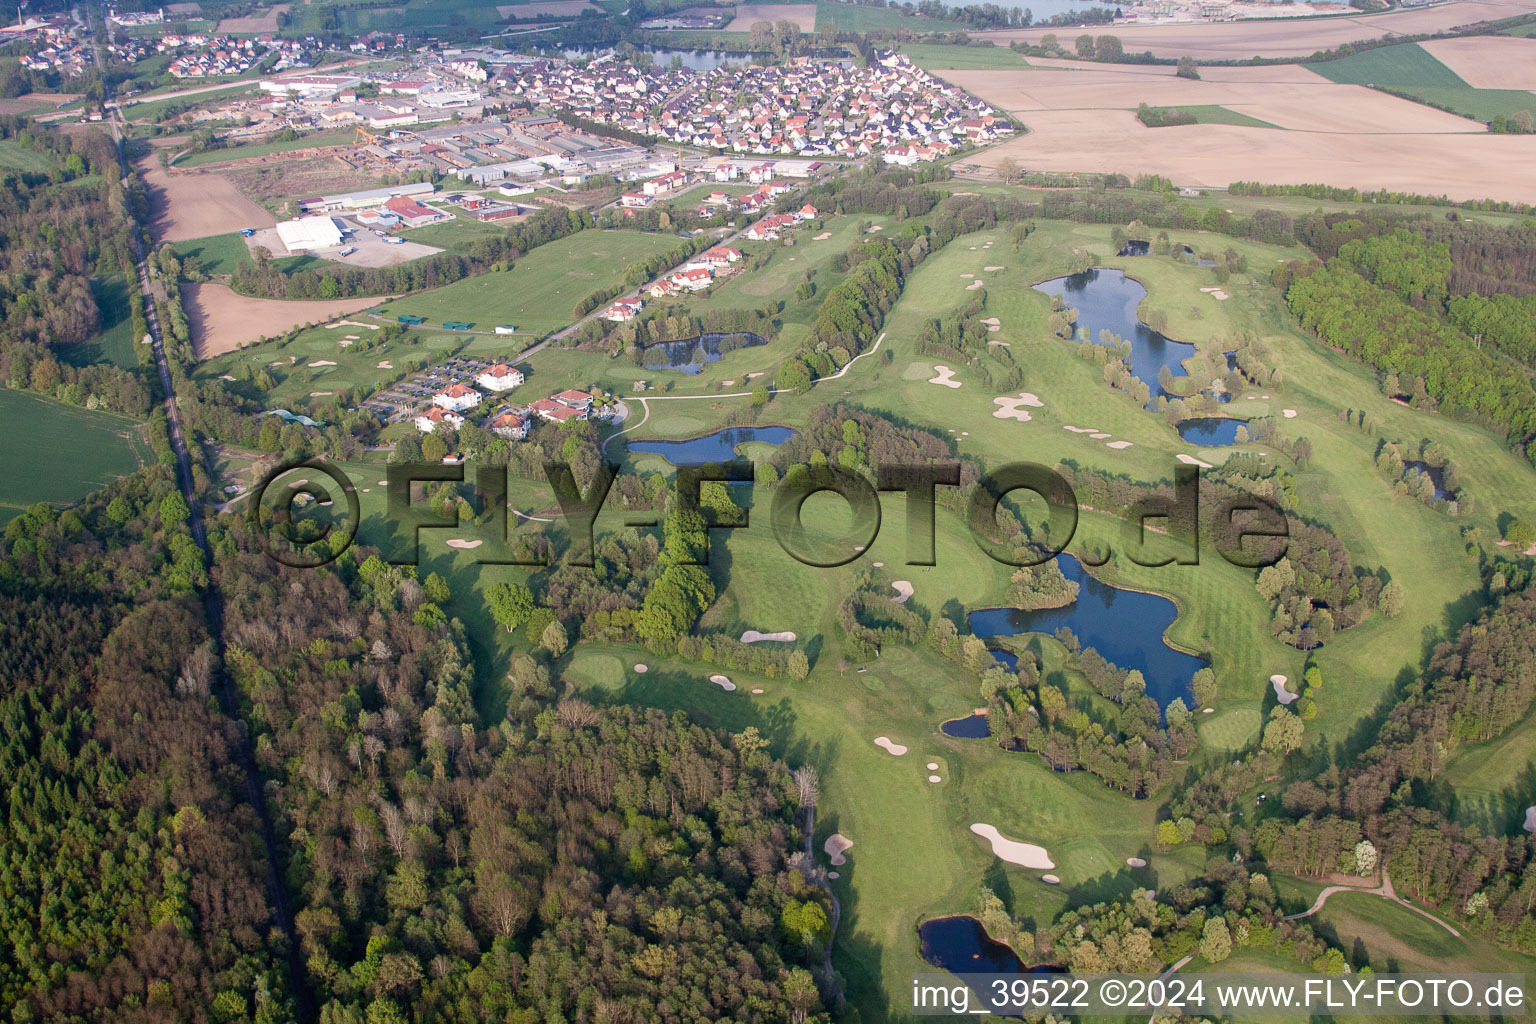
top-left (274, 216), bottom-right (345, 253)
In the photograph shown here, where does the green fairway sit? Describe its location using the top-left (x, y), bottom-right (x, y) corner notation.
top-left (1141, 104), bottom-right (1280, 129)
top-left (899, 42), bottom-right (1030, 70)
top-left (0, 390), bottom-right (151, 516)
top-left (374, 229), bottom-right (683, 336)
top-left (59, 274), bottom-right (140, 370)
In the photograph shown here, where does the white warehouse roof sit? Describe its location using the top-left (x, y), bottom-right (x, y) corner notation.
top-left (275, 216), bottom-right (344, 253)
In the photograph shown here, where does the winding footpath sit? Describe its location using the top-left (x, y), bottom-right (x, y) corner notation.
top-left (87, 3), bottom-right (315, 1016)
top-left (1282, 873), bottom-right (1461, 937)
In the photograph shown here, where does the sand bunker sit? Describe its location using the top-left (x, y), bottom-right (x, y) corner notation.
top-left (1106, 441), bottom-right (1134, 450)
top-left (1526, 807), bottom-right (1536, 833)
top-left (966, 280), bottom-right (983, 291)
top-left (828, 870), bottom-right (839, 879)
top-left (825, 833), bottom-right (853, 866)
top-left (751, 688), bottom-right (764, 694)
top-left (1090, 432), bottom-right (1110, 439)
top-left (1282, 409), bottom-right (1297, 418)
top-left (377, 361), bottom-right (393, 369)
top-left (929, 775), bottom-right (942, 783)
top-left (1177, 453), bottom-right (1213, 468)
top-left (989, 340), bottom-right (1011, 347)
top-left (1042, 874), bottom-right (1060, 885)
top-left (993, 392), bottom-right (1043, 422)
top-left (960, 273), bottom-right (975, 279)
top-left (1063, 425), bottom-right (1098, 433)
top-left (979, 317), bottom-right (1001, 326)
top-left (874, 561), bottom-right (884, 567)
top-left (1127, 857), bottom-right (1148, 868)
top-left (376, 480), bottom-right (388, 486)
top-left (742, 629), bottom-right (796, 643)
top-left (1271, 674), bottom-right (1298, 705)
top-left (986, 324), bottom-right (999, 332)
top-left (813, 231), bottom-right (832, 240)
top-left (984, 265), bottom-right (1005, 271)
top-left (218, 374), bottom-right (236, 381)
top-left (927, 762), bottom-right (939, 770)
top-left (445, 538), bottom-right (483, 549)
top-left (709, 674), bottom-right (737, 692)
top-left (634, 664), bottom-right (648, 673)
top-left (309, 391), bottom-right (333, 397)
top-left (929, 366), bottom-right (962, 388)
top-left (287, 478), bottom-right (308, 488)
top-left (310, 359), bottom-right (336, 367)
top-left (874, 736), bottom-right (908, 756)
top-left (971, 823), bottom-right (1054, 869)
top-left (892, 580), bottom-right (914, 604)
top-left (866, 224), bottom-right (884, 232)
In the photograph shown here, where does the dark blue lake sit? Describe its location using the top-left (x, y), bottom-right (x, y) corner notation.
top-left (941, 713), bottom-right (991, 738)
top-left (1177, 417), bottom-right (1248, 447)
top-left (1034, 268), bottom-right (1196, 404)
top-left (626, 425), bottom-right (794, 465)
top-left (919, 916), bottom-right (1027, 974)
top-left (967, 554), bottom-right (1205, 712)
top-left (641, 332), bottom-right (768, 374)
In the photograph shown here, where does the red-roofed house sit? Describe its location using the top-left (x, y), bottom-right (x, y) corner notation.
top-left (488, 411), bottom-right (530, 439)
top-left (529, 397), bottom-right (585, 423)
top-left (605, 297), bottom-right (643, 322)
top-left (553, 389), bottom-right (594, 413)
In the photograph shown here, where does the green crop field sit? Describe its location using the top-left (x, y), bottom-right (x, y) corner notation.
top-left (1307, 41), bottom-right (1535, 124)
top-left (899, 42), bottom-right (1030, 70)
top-left (1307, 42), bottom-right (1468, 89)
top-left (171, 232), bottom-right (258, 276)
top-left (817, 0), bottom-right (953, 32)
top-left (59, 274), bottom-right (140, 371)
top-left (373, 228), bottom-right (683, 336)
top-left (1142, 104), bottom-right (1280, 129)
top-left (0, 390), bottom-right (151, 517)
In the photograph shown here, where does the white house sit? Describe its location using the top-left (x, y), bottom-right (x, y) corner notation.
top-left (476, 364), bottom-right (525, 391)
top-left (432, 383), bottom-right (482, 412)
top-left (605, 297), bottom-right (642, 322)
top-left (415, 407), bottom-right (465, 433)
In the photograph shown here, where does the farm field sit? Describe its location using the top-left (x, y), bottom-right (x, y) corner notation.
top-left (0, 390), bottom-right (150, 519)
top-left (181, 282), bottom-right (383, 358)
top-left (943, 59), bottom-right (1536, 202)
top-left (0, 138), bottom-right (56, 172)
top-left (173, 128), bottom-right (356, 168)
top-left (898, 42), bottom-right (1030, 70)
top-left (815, 0), bottom-right (952, 31)
top-left (976, 0), bottom-right (1536, 58)
top-left (1141, 103), bottom-right (1280, 128)
top-left (725, 2), bottom-right (817, 31)
top-left (373, 228), bottom-right (683, 336)
top-left (1307, 39), bottom-right (1536, 123)
top-left (138, 155), bottom-right (276, 243)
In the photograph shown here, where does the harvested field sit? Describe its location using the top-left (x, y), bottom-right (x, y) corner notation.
top-left (1420, 35), bottom-right (1536, 89)
top-left (181, 283), bottom-right (381, 359)
top-left (497, 0), bottom-right (598, 16)
top-left (946, 62), bottom-right (1536, 202)
top-left (941, 64), bottom-right (1477, 133)
top-left (139, 157), bottom-right (275, 243)
top-left (726, 3), bottom-right (817, 31)
top-left (0, 92), bottom-right (78, 115)
top-left (216, 3), bottom-right (288, 32)
top-left (221, 155), bottom-right (387, 211)
top-left (976, 0), bottom-right (1536, 59)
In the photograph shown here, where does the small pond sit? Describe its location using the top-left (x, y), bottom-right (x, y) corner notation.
top-left (640, 331), bottom-right (768, 375)
top-left (940, 713), bottom-right (991, 738)
top-left (1034, 268), bottom-right (1196, 405)
top-left (626, 425), bottom-right (794, 465)
top-left (967, 553), bottom-right (1205, 712)
top-left (1403, 460), bottom-right (1451, 500)
top-left (1176, 417), bottom-right (1249, 447)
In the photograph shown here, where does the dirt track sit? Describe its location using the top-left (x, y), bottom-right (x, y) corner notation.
top-left (139, 157), bottom-right (276, 244)
top-left (182, 283), bottom-right (381, 359)
top-left (977, 0), bottom-right (1536, 58)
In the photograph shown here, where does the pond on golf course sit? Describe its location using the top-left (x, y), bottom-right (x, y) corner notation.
top-left (1177, 416), bottom-right (1250, 447)
top-left (639, 332), bottom-right (769, 375)
top-left (626, 425), bottom-right (794, 464)
top-left (1034, 268), bottom-right (1197, 405)
top-left (967, 553), bottom-right (1205, 712)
